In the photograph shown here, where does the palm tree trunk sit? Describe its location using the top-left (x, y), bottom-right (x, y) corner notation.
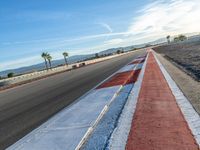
top-left (64, 57), bottom-right (68, 66)
top-left (44, 59), bottom-right (48, 70)
top-left (48, 60), bottom-right (52, 69)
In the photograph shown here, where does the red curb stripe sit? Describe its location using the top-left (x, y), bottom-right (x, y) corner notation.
top-left (126, 52), bottom-right (199, 150)
top-left (97, 71), bottom-right (134, 89)
top-left (97, 68), bottom-right (142, 89)
top-left (97, 55), bottom-right (147, 89)
top-left (125, 69), bottom-right (141, 85)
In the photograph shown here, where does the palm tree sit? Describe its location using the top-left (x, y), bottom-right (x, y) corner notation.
top-left (117, 50), bottom-right (121, 54)
top-left (166, 35), bottom-right (170, 44)
top-left (174, 34), bottom-right (187, 42)
top-left (41, 52), bottom-right (48, 70)
top-left (178, 34), bottom-right (187, 41)
top-left (46, 53), bottom-right (52, 69)
top-left (63, 52), bottom-right (69, 66)
top-left (174, 37), bottom-right (179, 42)
top-left (95, 53), bottom-right (99, 58)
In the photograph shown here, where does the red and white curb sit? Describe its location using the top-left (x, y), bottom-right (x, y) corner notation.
top-left (108, 52), bottom-right (149, 150)
top-left (77, 54), bottom-right (147, 149)
top-left (153, 51), bottom-right (200, 147)
top-left (7, 53), bottom-right (147, 150)
top-left (125, 50), bottom-right (199, 149)
top-left (109, 50), bottom-right (200, 149)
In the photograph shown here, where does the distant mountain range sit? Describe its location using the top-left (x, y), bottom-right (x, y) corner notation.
top-left (1, 45), bottom-right (142, 77)
top-left (0, 41), bottom-right (166, 77)
top-left (0, 54), bottom-right (94, 77)
top-left (1, 33), bottom-right (200, 77)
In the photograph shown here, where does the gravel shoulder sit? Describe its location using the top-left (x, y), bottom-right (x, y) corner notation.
top-left (155, 52), bottom-right (200, 115)
top-left (154, 40), bottom-right (200, 81)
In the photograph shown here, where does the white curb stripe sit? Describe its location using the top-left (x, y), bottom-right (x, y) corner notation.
top-left (134, 63), bottom-right (144, 70)
top-left (7, 86), bottom-right (121, 150)
top-left (108, 53), bottom-right (148, 150)
top-left (117, 64), bottom-right (135, 73)
top-left (132, 57), bottom-right (144, 61)
top-left (76, 56), bottom-right (146, 149)
top-left (153, 51), bottom-right (200, 147)
top-left (75, 85), bottom-right (123, 150)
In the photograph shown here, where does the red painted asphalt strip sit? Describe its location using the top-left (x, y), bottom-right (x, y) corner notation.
top-left (126, 52), bottom-right (199, 150)
top-left (97, 69), bottom-right (141, 89)
top-left (97, 71), bottom-right (134, 89)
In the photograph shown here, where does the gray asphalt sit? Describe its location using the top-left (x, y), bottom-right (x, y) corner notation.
top-left (0, 50), bottom-right (145, 149)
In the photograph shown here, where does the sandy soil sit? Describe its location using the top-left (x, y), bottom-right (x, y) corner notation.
top-left (154, 40), bottom-right (200, 81)
top-left (155, 52), bottom-right (200, 115)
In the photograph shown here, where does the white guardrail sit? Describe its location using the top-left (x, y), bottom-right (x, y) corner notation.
top-left (0, 52), bottom-right (131, 87)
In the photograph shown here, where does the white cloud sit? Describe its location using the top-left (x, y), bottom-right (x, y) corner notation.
top-left (94, 0), bottom-right (200, 50)
top-left (2, 0), bottom-right (200, 47)
top-left (98, 0), bottom-right (200, 47)
top-left (127, 0), bottom-right (200, 40)
top-left (0, 32), bottom-right (127, 46)
top-left (0, 56), bottom-right (42, 71)
top-left (104, 38), bottom-right (123, 45)
top-left (0, 51), bottom-right (71, 71)
top-left (1, 0), bottom-right (200, 71)
top-left (77, 0), bottom-right (200, 50)
top-left (98, 22), bottom-right (113, 33)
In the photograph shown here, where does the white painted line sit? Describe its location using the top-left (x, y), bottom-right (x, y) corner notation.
top-left (153, 51), bottom-right (200, 147)
top-left (76, 57), bottom-right (144, 149)
top-left (75, 85), bottom-right (123, 150)
top-left (108, 53), bottom-right (148, 150)
top-left (134, 62), bottom-right (144, 70)
top-left (117, 62), bottom-right (144, 73)
top-left (117, 64), bottom-right (135, 73)
top-left (133, 57), bottom-right (144, 61)
top-left (7, 86), bottom-right (121, 150)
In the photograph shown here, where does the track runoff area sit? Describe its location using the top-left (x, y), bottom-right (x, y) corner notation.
top-left (7, 49), bottom-right (200, 150)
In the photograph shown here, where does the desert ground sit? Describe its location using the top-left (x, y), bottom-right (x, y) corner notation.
top-left (154, 39), bottom-right (200, 81)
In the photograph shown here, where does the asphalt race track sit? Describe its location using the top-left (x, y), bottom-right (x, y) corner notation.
top-left (0, 50), bottom-right (145, 149)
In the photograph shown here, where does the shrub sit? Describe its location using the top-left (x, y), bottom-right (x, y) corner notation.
top-left (7, 72), bottom-right (14, 78)
top-left (72, 65), bottom-right (77, 69)
top-left (95, 53), bottom-right (99, 58)
top-left (117, 50), bottom-right (121, 54)
top-left (174, 34), bottom-right (187, 42)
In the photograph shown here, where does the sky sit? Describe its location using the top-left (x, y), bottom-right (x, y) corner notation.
top-left (0, 0), bottom-right (200, 71)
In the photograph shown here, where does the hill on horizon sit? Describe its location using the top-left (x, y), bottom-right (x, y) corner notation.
top-left (0, 46), bottom-right (133, 77)
top-left (1, 43), bottom-right (151, 77)
top-left (0, 54), bottom-right (94, 77)
top-left (2, 33), bottom-right (199, 77)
